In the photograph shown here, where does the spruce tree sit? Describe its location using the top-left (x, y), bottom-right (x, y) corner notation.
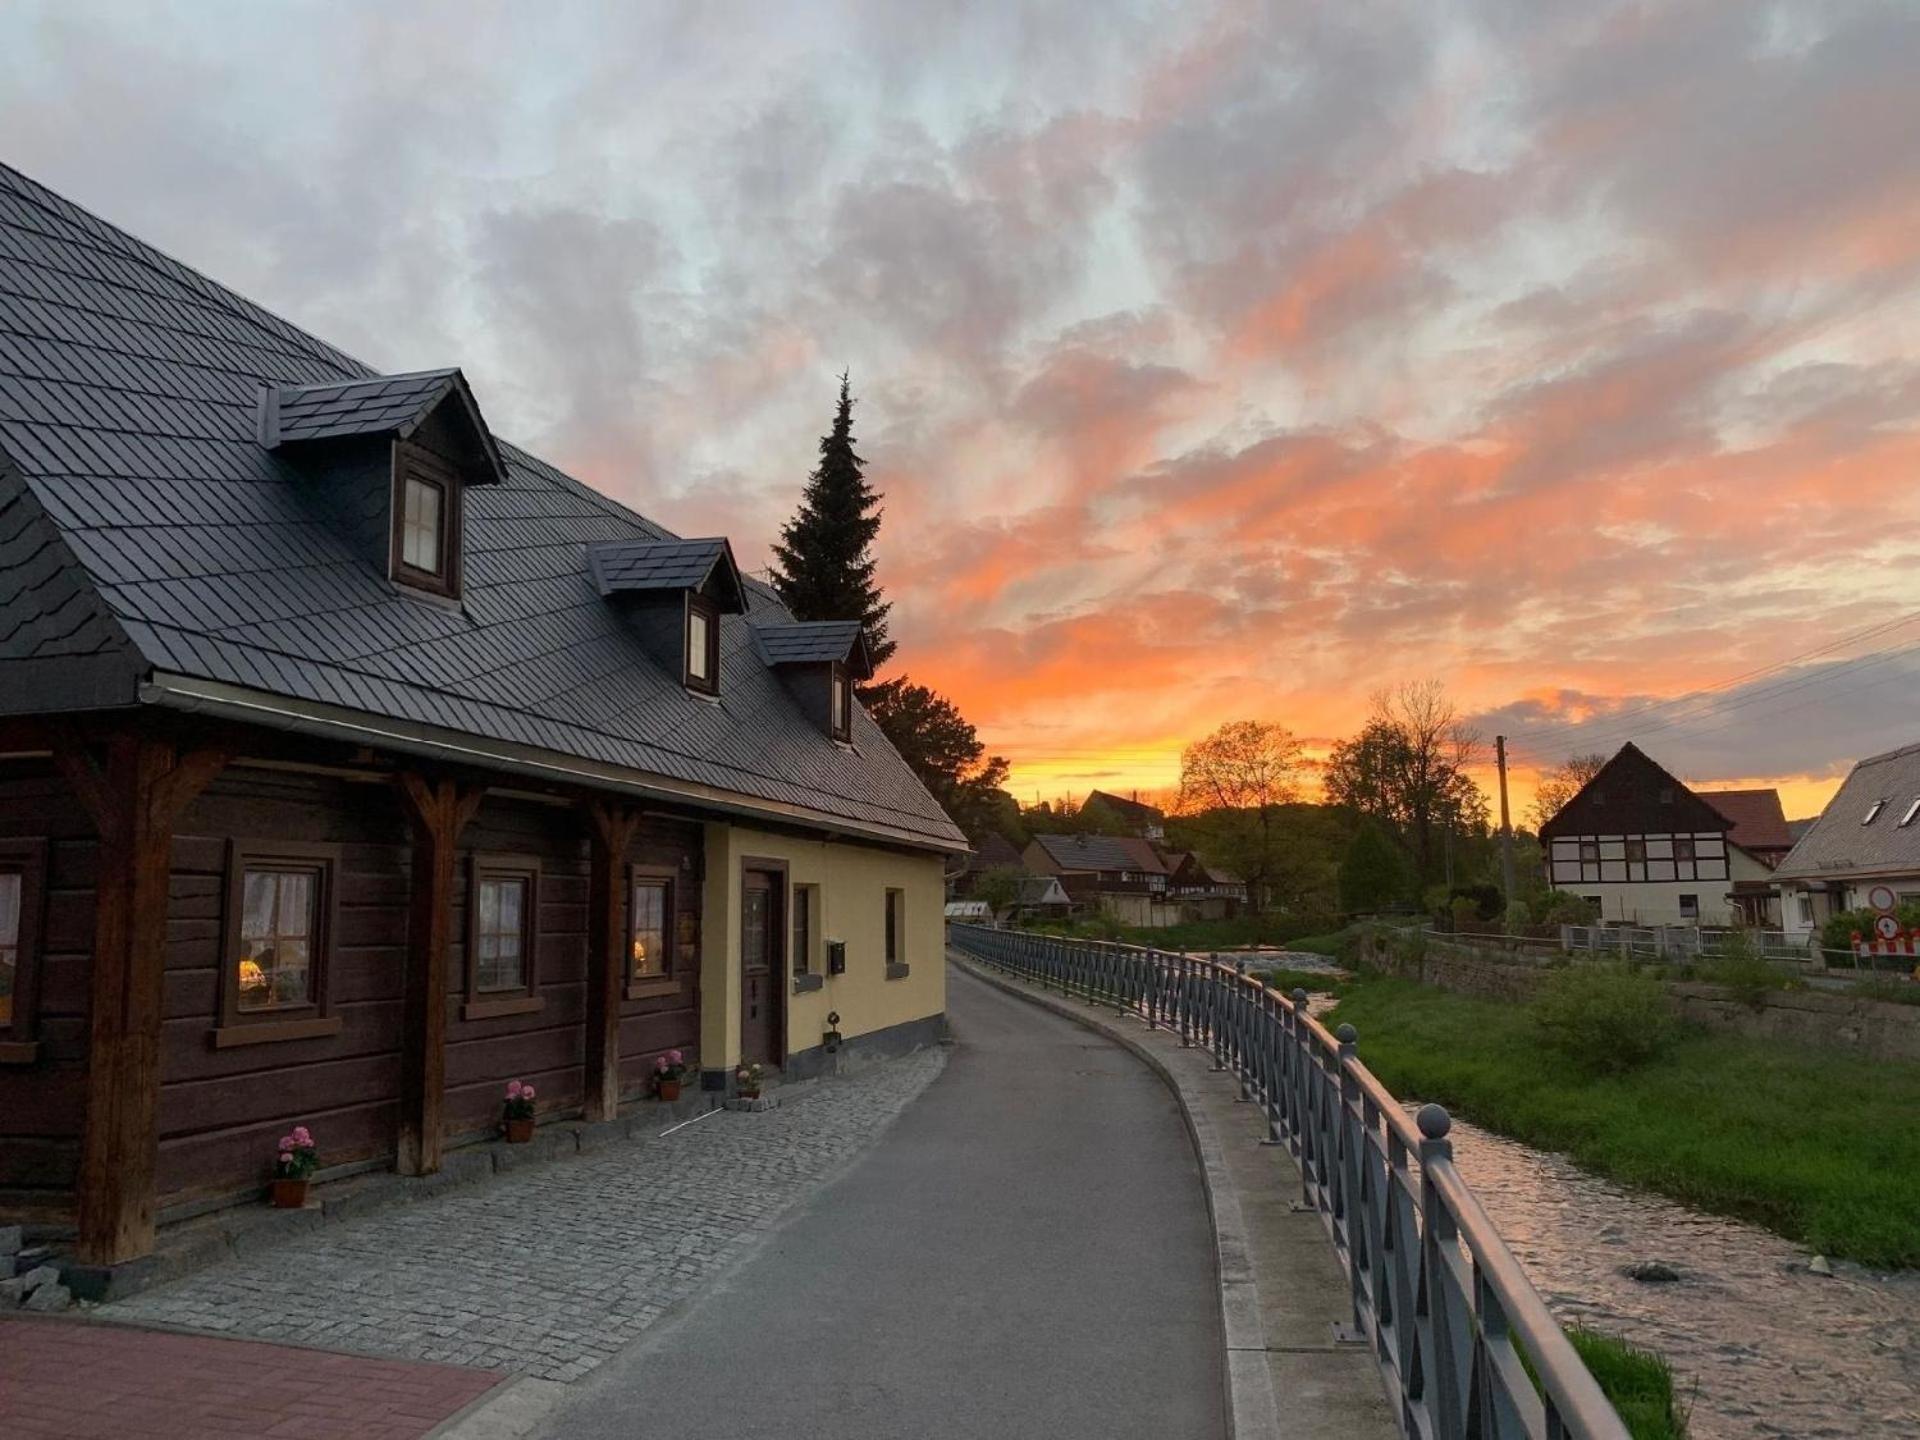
top-left (770, 373), bottom-right (895, 671)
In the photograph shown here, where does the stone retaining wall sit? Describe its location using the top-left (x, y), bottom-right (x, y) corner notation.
top-left (1360, 933), bottom-right (1920, 1064)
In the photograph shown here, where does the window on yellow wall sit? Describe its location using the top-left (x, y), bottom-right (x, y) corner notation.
top-left (792, 884), bottom-right (816, 976)
top-left (884, 888), bottom-right (903, 966)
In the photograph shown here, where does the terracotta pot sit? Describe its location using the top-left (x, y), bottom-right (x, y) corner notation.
top-left (738, 1089), bottom-right (761, 1101)
top-left (506, 1116), bottom-right (535, 1143)
top-left (658, 1079), bottom-right (682, 1102)
top-left (271, 1178), bottom-right (310, 1209)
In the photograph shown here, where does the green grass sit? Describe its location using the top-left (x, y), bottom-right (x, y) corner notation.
top-left (1849, 976), bottom-right (1920, 1007)
top-left (1566, 1329), bottom-right (1688, 1439)
top-left (1325, 977), bottom-right (1920, 1267)
top-left (1522, 1329), bottom-right (1687, 1439)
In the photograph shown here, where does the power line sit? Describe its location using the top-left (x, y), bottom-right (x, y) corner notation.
top-left (1504, 605), bottom-right (1920, 748)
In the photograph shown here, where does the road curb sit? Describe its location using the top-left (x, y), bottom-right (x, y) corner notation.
top-left (948, 952), bottom-right (1281, 1440)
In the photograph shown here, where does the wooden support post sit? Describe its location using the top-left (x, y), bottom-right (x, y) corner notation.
top-left (584, 801), bottom-right (642, 1123)
top-left (395, 773), bottom-right (486, 1176)
top-left (56, 733), bottom-right (228, 1265)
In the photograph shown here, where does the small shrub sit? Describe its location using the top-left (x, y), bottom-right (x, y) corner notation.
top-left (1538, 890), bottom-right (1601, 926)
top-left (1450, 895), bottom-right (1480, 933)
top-left (1530, 962), bottom-right (1675, 1074)
top-left (1695, 929), bottom-right (1790, 1010)
top-left (1504, 899), bottom-right (1533, 936)
top-left (1821, 902), bottom-right (1920, 955)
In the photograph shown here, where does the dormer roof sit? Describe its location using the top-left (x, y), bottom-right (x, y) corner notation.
top-left (752, 620), bottom-right (874, 679)
top-left (261, 367), bottom-right (509, 484)
top-left (585, 537), bottom-right (747, 613)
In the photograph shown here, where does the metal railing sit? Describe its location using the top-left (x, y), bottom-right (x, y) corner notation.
top-left (949, 923), bottom-right (1629, 1440)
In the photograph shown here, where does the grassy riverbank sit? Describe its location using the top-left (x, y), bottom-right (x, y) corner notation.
top-left (1324, 977), bottom-right (1920, 1267)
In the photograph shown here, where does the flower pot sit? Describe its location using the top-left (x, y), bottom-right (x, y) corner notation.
top-left (738, 1088), bottom-right (761, 1101)
top-left (505, 1116), bottom-right (535, 1143)
top-left (270, 1178), bottom-right (310, 1209)
top-left (658, 1079), bottom-right (682, 1102)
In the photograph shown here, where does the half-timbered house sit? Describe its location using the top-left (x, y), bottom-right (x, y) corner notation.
top-left (1537, 743), bottom-right (1773, 925)
top-left (0, 163), bottom-right (965, 1274)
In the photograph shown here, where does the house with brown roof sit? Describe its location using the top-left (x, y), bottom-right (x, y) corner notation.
top-left (0, 163), bottom-right (963, 1277)
top-left (1024, 832), bottom-right (1175, 925)
top-left (1538, 743), bottom-right (1778, 926)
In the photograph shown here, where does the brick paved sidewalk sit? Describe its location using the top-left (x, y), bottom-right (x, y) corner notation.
top-left (103, 1048), bottom-right (946, 1383)
top-left (0, 1316), bottom-right (498, 1439)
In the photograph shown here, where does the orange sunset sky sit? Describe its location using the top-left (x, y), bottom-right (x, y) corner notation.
top-left (8, 1), bottom-right (1918, 826)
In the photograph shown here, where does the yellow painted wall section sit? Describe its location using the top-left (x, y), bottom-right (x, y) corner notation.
top-left (699, 822), bottom-right (947, 1072)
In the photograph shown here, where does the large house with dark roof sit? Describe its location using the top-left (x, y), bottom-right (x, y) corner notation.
top-left (0, 163), bottom-right (963, 1272)
top-left (1772, 741), bottom-right (1920, 941)
top-left (1538, 743), bottom-right (1776, 926)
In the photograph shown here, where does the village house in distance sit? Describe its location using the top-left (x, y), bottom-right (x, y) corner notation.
top-left (0, 163), bottom-right (965, 1273)
top-left (1538, 743), bottom-right (1791, 926)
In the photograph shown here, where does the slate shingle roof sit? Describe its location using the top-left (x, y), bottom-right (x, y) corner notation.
top-left (0, 162), bottom-right (964, 851)
top-left (1029, 833), bottom-right (1168, 874)
top-left (752, 620), bottom-right (872, 677)
top-left (586, 538), bottom-right (740, 602)
top-left (1773, 742), bottom-right (1920, 881)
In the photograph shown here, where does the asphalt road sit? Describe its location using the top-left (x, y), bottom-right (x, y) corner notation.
top-left (532, 961), bottom-right (1226, 1440)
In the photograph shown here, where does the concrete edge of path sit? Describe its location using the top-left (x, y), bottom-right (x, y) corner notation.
top-left (947, 951), bottom-right (1281, 1440)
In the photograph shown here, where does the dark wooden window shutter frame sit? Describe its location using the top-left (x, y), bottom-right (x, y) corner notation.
top-left (213, 839), bottom-right (345, 1048)
top-left (389, 440), bottom-right (464, 600)
top-left (463, 852), bottom-right (544, 1020)
top-left (625, 864), bottom-right (678, 1000)
top-left (683, 593), bottom-right (720, 695)
top-left (0, 836), bottom-right (48, 1064)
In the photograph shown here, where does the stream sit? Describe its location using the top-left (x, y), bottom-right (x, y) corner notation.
top-left (1225, 955), bottom-right (1920, 1438)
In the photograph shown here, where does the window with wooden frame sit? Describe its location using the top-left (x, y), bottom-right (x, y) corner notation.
top-left (791, 884), bottom-right (818, 981)
top-left (830, 662), bottom-right (852, 742)
top-left (217, 842), bottom-right (343, 1047)
top-left (884, 887), bottom-right (907, 978)
top-left (0, 838), bottom-right (47, 1063)
top-left (684, 594), bottom-right (720, 694)
top-left (627, 866), bottom-right (676, 997)
top-left (464, 855), bottom-right (542, 1019)
top-left (389, 443), bottom-right (463, 599)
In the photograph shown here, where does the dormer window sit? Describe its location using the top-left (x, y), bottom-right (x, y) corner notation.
top-left (586, 537), bottom-right (748, 698)
top-left (402, 474), bottom-right (442, 572)
top-left (261, 367), bottom-right (507, 604)
top-left (685, 595), bottom-right (720, 694)
top-left (753, 620), bottom-right (873, 740)
top-left (831, 662), bottom-right (852, 742)
top-left (391, 446), bottom-right (461, 596)
top-left (1864, 800), bottom-right (1886, 825)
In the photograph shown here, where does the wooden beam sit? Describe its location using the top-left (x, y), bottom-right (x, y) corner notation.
top-left (584, 801), bottom-right (643, 1123)
top-left (394, 773), bottom-right (485, 1175)
top-left (56, 733), bottom-right (227, 1265)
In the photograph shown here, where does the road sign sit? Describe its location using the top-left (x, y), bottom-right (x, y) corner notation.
top-left (1875, 914), bottom-right (1902, 941)
top-left (1868, 884), bottom-right (1899, 913)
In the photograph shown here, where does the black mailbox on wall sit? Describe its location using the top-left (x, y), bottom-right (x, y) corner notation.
top-left (826, 939), bottom-right (847, 975)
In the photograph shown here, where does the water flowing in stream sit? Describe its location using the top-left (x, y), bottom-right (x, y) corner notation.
top-left (1252, 963), bottom-right (1920, 1438)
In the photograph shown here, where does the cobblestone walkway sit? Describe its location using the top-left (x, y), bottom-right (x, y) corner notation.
top-left (105, 1050), bottom-right (945, 1381)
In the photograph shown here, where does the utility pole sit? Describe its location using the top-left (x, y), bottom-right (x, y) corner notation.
top-left (1496, 734), bottom-right (1517, 907)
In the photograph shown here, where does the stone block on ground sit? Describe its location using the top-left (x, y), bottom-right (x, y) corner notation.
top-left (21, 1280), bottom-right (71, 1312)
top-left (0, 1224), bottom-right (21, 1255)
top-left (1, 1264), bottom-right (62, 1306)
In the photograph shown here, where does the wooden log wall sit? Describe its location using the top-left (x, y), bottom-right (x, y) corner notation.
top-left (0, 745), bottom-right (704, 1240)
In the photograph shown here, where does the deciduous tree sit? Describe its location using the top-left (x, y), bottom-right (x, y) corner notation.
top-left (1323, 681), bottom-right (1487, 887)
top-left (1176, 720), bottom-right (1305, 911)
top-left (864, 676), bottom-right (1011, 843)
top-left (1526, 752), bottom-right (1609, 832)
